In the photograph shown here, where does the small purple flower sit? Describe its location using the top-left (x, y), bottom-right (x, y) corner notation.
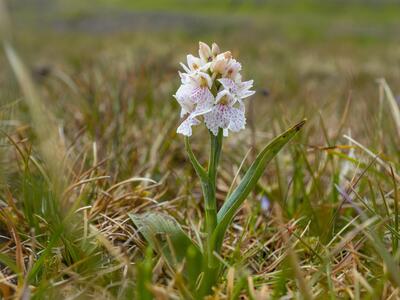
top-left (260, 195), bottom-right (271, 212)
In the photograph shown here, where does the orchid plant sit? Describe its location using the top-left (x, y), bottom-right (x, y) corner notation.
top-left (130, 42), bottom-right (306, 298)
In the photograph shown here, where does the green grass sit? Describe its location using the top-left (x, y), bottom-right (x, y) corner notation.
top-left (1, 0), bottom-right (400, 298)
top-left (64, 0), bottom-right (400, 20)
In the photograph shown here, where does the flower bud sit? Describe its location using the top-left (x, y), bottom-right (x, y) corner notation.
top-left (199, 41), bottom-right (212, 62)
top-left (212, 59), bottom-right (227, 74)
top-left (212, 43), bottom-right (220, 56)
top-left (223, 51), bottom-right (232, 60)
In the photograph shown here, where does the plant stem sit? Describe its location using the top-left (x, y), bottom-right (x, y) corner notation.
top-left (184, 130), bottom-right (222, 291)
top-left (205, 129), bottom-right (223, 268)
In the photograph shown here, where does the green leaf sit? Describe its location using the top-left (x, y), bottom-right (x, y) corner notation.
top-left (212, 119), bottom-right (306, 252)
top-left (129, 212), bottom-right (203, 285)
top-left (135, 247), bottom-right (154, 300)
top-left (0, 253), bottom-right (18, 274)
top-left (184, 137), bottom-right (208, 182)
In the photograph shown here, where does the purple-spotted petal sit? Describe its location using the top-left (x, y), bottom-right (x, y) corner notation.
top-left (204, 104), bottom-right (233, 136)
top-left (174, 84), bottom-right (195, 117)
top-left (190, 86), bottom-right (213, 105)
top-left (218, 78), bottom-right (238, 93)
top-left (227, 106), bottom-right (246, 132)
top-left (191, 94), bottom-right (214, 117)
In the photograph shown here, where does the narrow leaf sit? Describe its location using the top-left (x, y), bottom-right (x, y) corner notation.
top-left (185, 137), bottom-right (208, 181)
top-left (212, 119), bottom-right (306, 251)
top-left (378, 78), bottom-right (400, 139)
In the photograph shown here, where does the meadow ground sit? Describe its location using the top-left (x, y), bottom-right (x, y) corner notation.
top-left (1, 0), bottom-right (400, 299)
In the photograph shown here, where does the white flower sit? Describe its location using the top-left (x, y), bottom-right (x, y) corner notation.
top-left (174, 72), bottom-right (214, 136)
top-left (210, 51), bottom-right (232, 75)
top-left (222, 58), bottom-right (242, 81)
top-left (174, 42), bottom-right (255, 137)
top-left (180, 54), bottom-right (210, 74)
top-left (218, 78), bottom-right (255, 104)
top-left (177, 117), bottom-right (200, 136)
top-left (175, 72), bottom-right (214, 115)
top-left (174, 83), bottom-right (194, 117)
top-left (199, 41), bottom-right (213, 64)
top-left (211, 43), bottom-right (220, 56)
top-left (204, 90), bottom-right (246, 136)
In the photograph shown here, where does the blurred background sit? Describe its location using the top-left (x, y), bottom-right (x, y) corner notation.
top-left (3, 0), bottom-right (400, 129)
top-left (1, 0), bottom-right (400, 195)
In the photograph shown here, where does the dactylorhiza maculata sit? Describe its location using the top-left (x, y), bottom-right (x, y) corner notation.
top-left (155, 41), bottom-right (304, 297)
top-left (174, 42), bottom-right (255, 136)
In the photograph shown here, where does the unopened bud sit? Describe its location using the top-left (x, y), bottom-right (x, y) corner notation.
top-left (212, 59), bottom-right (227, 74)
top-left (212, 43), bottom-right (220, 56)
top-left (199, 41), bottom-right (212, 62)
top-left (223, 51), bottom-right (232, 60)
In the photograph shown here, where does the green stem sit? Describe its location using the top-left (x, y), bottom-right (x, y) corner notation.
top-left (184, 130), bottom-right (223, 295)
top-left (205, 129), bottom-right (223, 268)
top-left (209, 130), bottom-right (223, 188)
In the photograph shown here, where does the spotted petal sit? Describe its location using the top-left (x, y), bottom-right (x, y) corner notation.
top-left (227, 105), bottom-right (246, 133)
top-left (174, 84), bottom-right (195, 117)
top-left (191, 92), bottom-right (214, 117)
top-left (218, 78), bottom-right (255, 103)
top-left (205, 104), bottom-right (233, 136)
top-left (218, 78), bottom-right (238, 94)
top-left (177, 117), bottom-right (200, 137)
top-left (190, 86), bottom-right (213, 105)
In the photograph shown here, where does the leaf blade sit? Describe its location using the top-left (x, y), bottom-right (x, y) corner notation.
top-left (213, 119), bottom-right (306, 250)
top-left (129, 212), bottom-right (203, 284)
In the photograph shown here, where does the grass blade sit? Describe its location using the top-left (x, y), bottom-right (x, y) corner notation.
top-left (4, 42), bottom-right (68, 196)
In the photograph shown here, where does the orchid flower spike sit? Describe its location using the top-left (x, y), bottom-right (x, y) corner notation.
top-left (174, 42), bottom-right (255, 136)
